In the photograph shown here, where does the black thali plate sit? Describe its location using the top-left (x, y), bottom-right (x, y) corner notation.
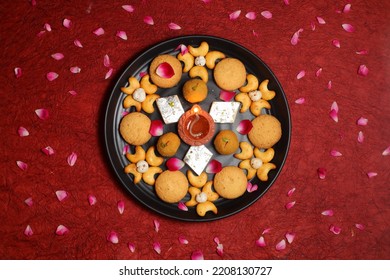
top-left (104, 35), bottom-right (291, 222)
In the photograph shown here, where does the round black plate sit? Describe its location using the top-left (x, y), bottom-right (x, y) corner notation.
top-left (104, 35), bottom-right (291, 222)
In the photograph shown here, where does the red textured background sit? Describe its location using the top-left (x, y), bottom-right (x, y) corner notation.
top-left (1, 0), bottom-right (389, 260)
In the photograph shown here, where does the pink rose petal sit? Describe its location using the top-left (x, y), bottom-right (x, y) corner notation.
top-left (63, 18), bottom-right (72, 29)
top-left (107, 231), bottom-right (119, 244)
top-left (149, 120), bottom-right (164, 136)
top-left (316, 17), bottom-right (326, 24)
top-left (105, 68), bottom-right (114, 80)
top-left (382, 146), bottom-right (390, 156)
top-left (70, 66), bottom-right (81, 74)
top-left (68, 90), bottom-right (77, 96)
top-left (343, 4), bottom-right (352, 13)
top-left (247, 182), bottom-right (258, 193)
top-left (357, 117), bottom-right (368, 126)
top-left (237, 119), bottom-right (253, 134)
top-left (41, 146), bottom-right (55, 156)
top-left (356, 50), bottom-right (368, 55)
top-left (178, 202), bottom-right (188, 211)
top-left (117, 200), bottom-right (125, 214)
top-left (128, 242), bottom-right (135, 252)
top-left (355, 224), bottom-right (365, 230)
top-left (321, 209), bottom-right (334, 216)
top-left (295, 97), bottom-right (305, 104)
top-left (139, 71), bottom-right (147, 78)
top-left (275, 239), bottom-right (286, 251)
top-left (156, 62), bottom-right (174, 78)
top-left (202, 0), bottom-right (212, 3)
top-left (285, 201), bottom-right (296, 210)
top-left (357, 65), bottom-right (368, 76)
top-left (260, 11), bottom-right (272, 19)
top-left (206, 159), bottom-right (222, 174)
top-left (153, 242), bottom-right (161, 254)
top-left (31, 0), bottom-right (36, 6)
top-left (122, 144), bottom-right (130, 155)
top-left (213, 237), bottom-right (220, 245)
top-left (287, 187), bottom-right (296, 197)
top-left (35, 108), bottom-right (49, 120)
top-left (330, 149), bottom-right (342, 157)
top-left (67, 152), bottom-right (77, 166)
top-left (166, 158), bottom-right (185, 171)
top-left (216, 243), bottom-right (224, 257)
top-left (14, 67), bottom-right (22, 78)
top-left (256, 236), bottom-right (266, 247)
top-left (329, 109), bottom-right (338, 122)
top-left (327, 81), bottom-right (332, 90)
top-left (262, 228), bottom-right (271, 235)
top-left (16, 161), bottom-right (28, 171)
top-left (154, 219), bottom-right (160, 232)
top-left (116, 31), bottom-right (127, 40)
top-left (291, 28), bottom-right (303, 45)
top-left (284, 0), bottom-right (290, 5)
top-left (93, 27), bottom-right (105, 36)
top-left (46, 72), bottom-right (59, 81)
top-left (51, 53), bottom-right (64, 60)
top-left (88, 194), bottom-right (97, 206)
top-left (122, 5), bottom-right (134, 13)
top-left (315, 68), bottom-right (323, 77)
top-left (37, 30), bottom-right (46, 37)
top-left (175, 44), bottom-right (188, 56)
top-left (55, 190), bottom-right (68, 202)
top-left (246, 12), bottom-right (257, 20)
top-left (18, 127), bottom-right (29, 137)
top-left (311, 21), bottom-right (316, 31)
top-left (342, 23), bottom-right (355, 32)
top-left (56, 225), bottom-right (69, 236)
top-left (366, 172), bottom-right (377, 178)
top-left (24, 197), bottom-right (33, 207)
top-left (329, 225), bottom-right (341, 235)
top-left (252, 30), bottom-right (259, 37)
top-left (357, 131), bottom-right (364, 143)
top-left (24, 225), bottom-right (33, 237)
top-left (144, 16), bottom-right (154, 25)
top-left (296, 70), bottom-right (305, 80)
top-left (219, 90), bottom-right (235, 101)
top-left (191, 250), bottom-right (204, 260)
top-left (317, 167), bottom-right (327, 179)
top-left (168, 22), bottom-right (181, 30)
top-left (229, 10), bottom-right (241, 20)
top-left (332, 39), bottom-right (340, 48)
top-left (285, 232), bottom-right (295, 244)
top-left (103, 54), bottom-right (110, 67)
top-left (74, 39), bottom-right (83, 48)
top-left (179, 235), bottom-right (189, 245)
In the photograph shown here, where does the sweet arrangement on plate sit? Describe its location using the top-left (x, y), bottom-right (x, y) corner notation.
top-left (116, 40), bottom-right (283, 218)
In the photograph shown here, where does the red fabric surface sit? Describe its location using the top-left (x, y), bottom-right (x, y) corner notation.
top-left (1, 0), bottom-right (389, 260)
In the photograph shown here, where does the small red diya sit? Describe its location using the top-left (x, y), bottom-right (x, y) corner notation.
top-left (178, 105), bottom-right (215, 146)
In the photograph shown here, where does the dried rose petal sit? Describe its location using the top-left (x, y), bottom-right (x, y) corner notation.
top-left (357, 65), bottom-right (368, 76)
top-left (275, 239), bottom-right (286, 251)
top-left (206, 159), bottom-right (222, 174)
top-left (35, 108), bottom-right (49, 120)
top-left (18, 127), bottom-right (29, 137)
top-left (51, 53), bottom-right (64, 60)
top-left (168, 22), bottom-right (181, 30)
top-left (229, 10), bottom-right (241, 20)
top-left (149, 120), bottom-right (164, 136)
top-left (46, 72), bottom-right (59, 81)
top-left (330, 149), bottom-right (342, 157)
top-left (117, 200), bottom-right (125, 214)
top-left (166, 158), bottom-right (185, 171)
top-left (357, 117), bottom-right (368, 126)
top-left (175, 44), bottom-right (188, 56)
top-left (16, 160), bottom-right (28, 171)
top-left (144, 16), bottom-right (154, 25)
top-left (311, 21), bottom-right (316, 31)
top-left (284, 0), bottom-right (290, 4)
top-left (260, 11), bottom-right (272, 19)
top-left (296, 70), bottom-right (305, 80)
top-left (342, 23), bottom-right (355, 32)
top-left (14, 67), bottom-right (22, 78)
top-left (246, 12), bottom-right (256, 20)
top-left (139, 71), bottom-right (148, 78)
top-left (74, 39), bottom-right (83, 48)
top-left (63, 18), bottom-right (72, 29)
top-left (178, 202), bottom-right (188, 211)
top-left (56, 190), bottom-right (68, 202)
top-left (24, 225), bottom-right (33, 237)
top-left (70, 66), bottom-right (81, 74)
top-left (93, 27), bottom-right (105, 36)
top-left (247, 182), bottom-right (258, 193)
top-left (105, 68), bottom-right (114, 80)
top-left (154, 219), bottom-right (160, 232)
top-left (103, 54), bottom-right (110, 67)
top-left (56, 225), bottom-right (69, 236)
top-left (68, 90), bottom-right (77, 96)
top-left (191, 250), bottom-right (204, 260)
top-left (67, 152), bottom-right (77, 166)
top-left (382, 146), bottom-right (390, 156)
top-left (356, 50), bottom-right (368, 55)
top-left (262, 228), bottom-right (271, 235)
top-left (285, 201), bottom-right (296, 210)
top-left (179, 235), bottom-right (189, 245)
top-left (256, 236), bottom-right (266, 247)
top-left (357, 131), bottom-right (364, 143)
top-left (366, 172), bottom-right (377, 178)
top-left (285, 232), bottom-right (295, 244)
top-left (321, 209), bottom-right (334, 216)
top-left (219, 90), bottom-right (236, 101)
top-left (153, 242), bottom-right (161, 254)
top-left (327, 81), bottom-right (332, 90)
top-left (317, 167), bottom-right (327, 179)
top-left (41, 146), bottom-right (55, 155)
top-left (44, 24), bottom-right (52, 32)
top-left (156, 62), bottom-right (174, 78)
top-left (107, 231), bottom-right (119, 244)
top-left (291, 28), bottom-right (303, 45)
top-left (287, 187), bottom-right (296, 197)
top-left (316, 68), bottom-right (323, 77)
top-left (329, 225), bottom-right (341, 235)
top-left (237, 119), bottom-right (253, 134)
top-left (116, 31), bottom-right (127, 40)
top-left (88, 194), bottom-right (97, 206)
top-left (295, 97), bottom-right (305, 104)
top-left (317, 16), bottom-right (326, 24)
top-left (355, 224), bottom-right (365, 230)
top-left (122, 5), bottom-right (134, 13)
top-left (213, 237), bottom-right (220, 245)
top-left (216, 243), bottom-right (224, 257)
top-left (252, 30), bottom-right (259, 37)
top-left (332, 39), bottom-right (341, 48)
top-left (24, 197), bottom-right (33, 207)
top-left (329, 101), bottom-right (339, 122)
top-left (343, 4), bottom-right (352, 13)
top-left (128, 242), bottom-right (135, 252)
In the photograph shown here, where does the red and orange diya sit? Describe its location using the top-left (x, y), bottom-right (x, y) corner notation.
top-left (178, 105), bottom-right (215, 146)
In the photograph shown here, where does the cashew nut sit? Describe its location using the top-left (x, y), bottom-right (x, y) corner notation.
top-left (145, 146), bottom-right (164, 167)
top-left (177, 52), bottom-right (195, 72)
top-left (235, 92), bottom-right (251, 113)
top-left (188, 41), bottom-right (209, 57)
top-left (234, 142), bottom-right (254, 160)
top-left (186, 187), bottom-right (201, 207)
top-left (201, 181), bottom-right (219, 202)
top-left (196, 201), bottom-right (218, 217)
top-left (259, 79), bottom-right (276, 101)
top-left (239, 159), bottom-right (257, 180)
top-left (250, 99), bottom-right (271, 116)
top-left (123, 95), bottom-right (142, 111)
top-left (126, 145), bottom-right (146, 163)
top-left (257, 162), bottom-right (276, 181)
top-left (189, 65), bottom-right (208, 83)
top-left (205, 50), bottom-right (226, 69)
top-left (142, 166), bottom-right (162, 186)
top-left (187, 170), bottom-right (208, 188)
top-left (140, 74), bottom-right (158, 94)
top-left (239, 74), bottom-right (259, 93)
top-left (124, 163), bottom-right (142, 184)
top-left (121, 76), bottom-right (140, 95)
top-left (141, 94), bottom-right (160, 114)
top-left (254, 148), bottom-right (275, 163)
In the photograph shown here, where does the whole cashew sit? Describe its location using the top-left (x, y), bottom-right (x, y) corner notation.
top-left (196, 201), bottom-right (218, 217)
top-left (188, 41), bottom-right (209, 57)
top-left (186, 187), bottom-right (201, 207)
top-left (145, 146), bottom-right (164, 167)
top-left (254, 148), bottom-right (275, 163)
top-left (239, 74), bottom-right (259, 93)
top-left (235, 92), bottom-right (251, 113)
top-left (123, 95), bottom-right (142, 111)
top-left (259, 79), bottom-right (276, 101)
top-left (234, 142), bottom-right (254, 160)
top-left (187, 170), bottom-right (208, 188)
top-left (257, 162), bottom-right (276, 181)
top-left (239, 159), bottom-right (257, 180)
top-left (189, 66), bottom-right (208, 83)
top-left (124, 163), bottom-right (142, 184)
top-left (141, 94), bottom-right (160, 114)
top-left (142, 166), bottom-right (162, 186)
top-left (140, 74), bottom-right (158, 94)
top-left (250, 99), bottom-right (271, 116)
top-left (177, 52), bottom-right (195, 72)
top-left (205, 51), bottom-right (226, 69)
top-left (121, 76), bottom-right (140, 95)
top-left (201, 181), bottom-right (219, 202)
top-left (126, 145), bottom-right (146, 163)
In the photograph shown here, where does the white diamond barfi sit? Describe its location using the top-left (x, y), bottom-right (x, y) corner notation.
top-left (183, 145), bottom-right (213, 175)
top-left (156, 95), bottom-right (185, 124)
top-left (209, 101), bottom-right (240, 123)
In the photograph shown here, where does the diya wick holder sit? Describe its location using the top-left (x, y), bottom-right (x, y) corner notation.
top-left (178, 104), bottom-right (215, 146)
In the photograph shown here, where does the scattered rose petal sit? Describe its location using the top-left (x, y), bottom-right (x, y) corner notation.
top-left (16, 161), bottom-right (28, 171)
top-left (295, 97), bottom-right (305, 104)
top-left (56, 190), bottom-right (68, 202)
top-left (247, 182), bottom-right (258, 193)
top-left (144, 16), bottom-right (154, 25)
top-left (70, 66), bottom-right (81, 74)
top-left (93, 27), bottom-right (105, 36)
top-left (262, 228), bottom-right (271, 235)
top-left (311, 21), bottom-right (316, 31)
top-left (216, 243), bottom-right (224, 257)
top-left (46, 72), bottom-right (58, 81)
top-left (168, 22), bottom-right (181, 30)
top-left (291, 28), bottom-right (303, 45)
top-left (327, 81), bottom-right (332, 90)
top-left (356, 50), bottom-right (368, 55)
top-left (154, 219), bottom-right (160, 232)
top-left (237, 119), bottom-right (253, 134)
top-left (67, 152), bottom-right (77, 166)
top-left (382, 146), bottom-right (390, 156)
top-left (296, 70), bottom-right (305, 80)
top-left (213, 237), bottom-right (220, 245)
top-left (175, 44), bottom-right (188, 56)
top-left (153, 242), bottom-right (161, 254)
top-left (357, 117), bottom-right (368, 126)
top-left (316, 17), bottom-right (326, 24)
top-left (317, 167), bottom-right (327, 179)
top-left (31, 0), bottom-right (37, 6)
top-left (105, 68), bottom-right (114, 79)
top-left (51, 53), bottom-right (64, 60)
top-left (179, 235), bottom-right (189, 245)
top-left (366, 172), bottom-right (377, 178)
top-left (117, 200), bottom-right (125, 214)
top-left (342, 23), bottom-right (355, 32)
top-left (316, 68), bottom-right (323, 77)
top-left (37, 30), bottom-right (46, 37)
top-left (343, 4), bottom-right (352, 13)
top-left (156, 62), bottom-right (174, 78)
top-left (275, 239), bottom-right (286, 251)
top-left (285, 201), bottom-right (296, 210)
top-left (206, 159), bottom-right (222, 174)
top-left (41, 146), bottom-right (55, 156)
top-left (122, 144), bottom-right (130, 155)
top-left (103, 54), bottom-right (110, 67)
top-left (122, 5), bottom-right (134, 13)
top-left (260, 11), bottom-right (272, 19)
top-left (24, 197), bottom-right (33, 207)
top-left (202, 0), bottom-right (212, 3)
top-left (88, 194), bottom-right (97, 206)
top-left (229, 10), bottom-right (241, 20)
top-left (166, 158), bottom-right (185, 171)
top-left (285, 232), bottom-right (295, 244)
top-left (321, 209), bottom-right (334, 216)
top-left (74, 39), bottom-right (83, 48)
top-left (63, 18), bottom-right (72, 29)
top-left (139, 71), bottom-right (147, 78)
top-left (357, 131), bottom-right (364, 143)
top-left (256, 236), bottom-right (266, 247)
top-left (330, 149), bottom-right (342, 157)
top-left (116, 31), bottom-right (127, 40)
top-left (14, 67), bottom-right (22, 78)
top-left (329, 225), bottom-right (341, 235)
top-left (219, 90), bottom-right (235, 101)
top-left (56, 225), bottom-right (69, 236)
top-left (178, 202), bottom-right (188, 211)
top-left (128, 242), bottom-right (135, 252)
top-left (332, 39), bottom-right (340, 48)
top-left (18, 127), bottom-right (29, 137)
top-left (24, 225), bottom-right (33, 237)
top-left (191, 250), bottom-right (204, 260)
top-left (35, 108), bottom-right (49, 120)
top-left (284, 0), bottom-right (290, 4)
top-left (246, 12), bottom-right (257, 20)
top-left (149, 120), bottom-right (164, 136)
top-left (329, 101), bottom-right (339, 122)
top-left (355, 224), bottom-right (365, 230)
top-left (68, 90), bottom-right (77, 96)
top-left (287, 187), bottom-right (296, 197)
top-left (357, 65), bottom-right (368, 76)
top-left (107, 231), bottom-right (119, 244)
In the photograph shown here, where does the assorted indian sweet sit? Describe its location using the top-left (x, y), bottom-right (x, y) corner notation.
top-left (118, 41), bottom-right (282, 217)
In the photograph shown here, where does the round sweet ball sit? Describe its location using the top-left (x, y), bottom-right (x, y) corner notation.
top-left (248, 114), bottom-right (282, 149)
top-left (214, 166), bottom-right (247, 199)
top-left (119, 112), bottom-right (151, 145)
top-left (213, 58), bottom-right (246, 91)
top-left (155, 170), bottom-right (189, 203)
top-left (213, 130), bottom-right (239, 155)
top-left (149, 54), bottom-right (183, 88)
top-left (156, 132), bottom-right (181, 157)
top-left (183, 78), bottom-right (208, 103)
